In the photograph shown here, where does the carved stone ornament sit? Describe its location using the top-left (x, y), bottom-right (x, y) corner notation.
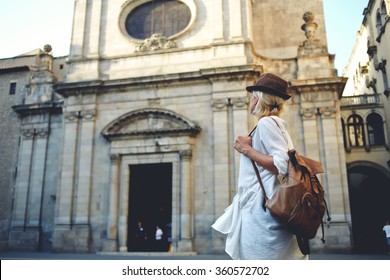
top-left (298, 11), bottom-right (327, 55)
top-left (36, 128), bottom-right (49, 138)
top-left (135, 33), bottom-right (177, 52)
top-left (65, 111), bottom-right (80, 122)
top-left (211, 99), bottom-right (229, 110)
top-left (81, 110), bottom-right (96, 120)
top-left (319, 107), bottom-right (336, 117)
top-left (300, 108), bottom-right (316, 119)
top-left (22, 128), bottom-right (35, 139)
top-left (110, 154), bottom-right (121, 163)
top-left (179, 149), bottom-right (192, 160)
top-left (230, 97), bottom-right (248, 109)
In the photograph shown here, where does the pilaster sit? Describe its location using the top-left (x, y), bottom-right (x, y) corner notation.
top-left (103, 154), bottom-right (121, 252)
top-left (178, 150), bottom-right (194, 252)
top-left (213, 0), bottom-right (224, 42)
top-left (70, 0), bottom-right (87, 58)
top-left (211, 99), bottom-right (230, 215)
top-left (74, 109), bottom-right (96, 224)
top-left (56, 111), bottom-right (80, 225)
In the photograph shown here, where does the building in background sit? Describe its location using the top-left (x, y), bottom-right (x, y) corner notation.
top-left (0, 0), bottom-right (381, 254)
top-left (0, 47), bottom-right (68, 251)
top-left (341, 0), bottom-right (390, 253)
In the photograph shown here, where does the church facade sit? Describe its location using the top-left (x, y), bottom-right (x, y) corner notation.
top-left (1, 0), bottom-right (359, 254)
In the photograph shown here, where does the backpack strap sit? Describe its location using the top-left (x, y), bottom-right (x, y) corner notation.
top-left (248, 126), bottom-right (268, 211)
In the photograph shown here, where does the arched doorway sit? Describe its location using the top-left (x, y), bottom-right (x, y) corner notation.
top-left (101, 108), bottom-right (201, 252)
top-left (347, 162), bottom-right (390, 253)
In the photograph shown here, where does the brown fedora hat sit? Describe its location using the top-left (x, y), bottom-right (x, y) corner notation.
top-left (246, 73), bottom-right (291, 100)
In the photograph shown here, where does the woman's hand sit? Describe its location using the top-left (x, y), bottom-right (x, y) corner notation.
top-left (234, 136), bottom-right (252, 154)
top-left (235, 135), bottom-right (279, 174)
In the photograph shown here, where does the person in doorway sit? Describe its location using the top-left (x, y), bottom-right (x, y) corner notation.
top-left (212, 73), bottom-right (307, 260)
top-left (383, 221), bottom-right (390, 254)
top-left (135, 221), bottom-right (147, 251)
top-left (154, 225), bottom-right (164, 251)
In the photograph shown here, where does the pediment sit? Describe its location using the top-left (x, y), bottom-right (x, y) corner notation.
top-left (102, 108), bottom-right (201, 140)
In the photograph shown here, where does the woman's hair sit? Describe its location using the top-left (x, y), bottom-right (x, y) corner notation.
top-left (251, 91), bottom-right (285, 117)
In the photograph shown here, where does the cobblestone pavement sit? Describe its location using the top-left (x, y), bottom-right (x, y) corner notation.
top-left (1, 251), bottom-right (390, 260)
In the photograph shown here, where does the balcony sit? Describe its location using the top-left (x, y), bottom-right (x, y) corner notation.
top-left (341, 94), bottom-right (382, 108)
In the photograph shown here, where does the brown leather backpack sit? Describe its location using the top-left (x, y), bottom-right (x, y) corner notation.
top-left (250, 123), bottom-right (331, 255)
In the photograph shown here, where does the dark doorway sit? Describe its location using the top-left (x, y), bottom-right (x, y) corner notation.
top-left (127, 163), bottom-right (172, 252)
top-left (347, 164), bottom-right (390, 253)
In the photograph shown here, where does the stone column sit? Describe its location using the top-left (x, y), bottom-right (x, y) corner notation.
top-left (118, 160), bottom-right (130, 252)
top-left (56, 111), bottom-right (79, 225)
top-left (70, 0), bottom-right (87, 58)
top-left (9, 127), bottom-right (49, 250)
top-left (26, 127), bottom-right (49, 228)
top-left (301, 107), bottom-right (320, 157)
top-left (74, 110), bottom-right (96, 225)
top-left (213, 0), bottom-right (224, 42)
top-left (11, 129), bottom-right (34, 229)
top-left (87, 0), bottom-right (102, 58)
top-left (211, 99), bottom-right (230, 215)
top-left (103, 154), bottom-right (121, 252)
top-left (178, 150), bottom-right (194, 252)
top-left (52, 111), bottom-right (79, 251)
top-left (231, 97), bottom-right (249, 193)
top-left (319, 107), bottom-right (350, 221)
top-left (228, 0), bottom-right (243, 40)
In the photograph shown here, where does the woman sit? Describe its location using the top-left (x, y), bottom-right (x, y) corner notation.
top-left (212, 73), bottom-right (306, 260)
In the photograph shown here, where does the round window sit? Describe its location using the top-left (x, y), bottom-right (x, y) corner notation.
top-left (125, 0), bottom-right (192, 40)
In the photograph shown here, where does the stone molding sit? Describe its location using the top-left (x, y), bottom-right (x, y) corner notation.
top-left (21, 128), bottom-right (49, 139)
top-left (101, 108), bottom-right (201, 140)
top-left (211, 97), bottom-right (248, 111)
top-left (301, 106), bottom-right (336, 119)
top-left (179, 149), bottom-right (192, 160)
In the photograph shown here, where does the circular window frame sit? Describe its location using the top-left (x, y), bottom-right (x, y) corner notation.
top-left (119, 0), bottom-right (197, 42)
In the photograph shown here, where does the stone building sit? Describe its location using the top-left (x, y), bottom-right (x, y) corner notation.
top-left (1, 0), bottom-right (353, 254)
top-left (341, 0), bottom-right (390, 253)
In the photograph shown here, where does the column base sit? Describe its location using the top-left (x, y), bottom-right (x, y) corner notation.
top-left (9, 228), bottom-right (40, 251)
top-left (177, 238), bottom-right (194, 252)
top-left (52, 224), bottom-right (91, 253)
top-left (310, 220), bottom-right (352, 252)
top-left (102, 239), bottom-right (118, 252)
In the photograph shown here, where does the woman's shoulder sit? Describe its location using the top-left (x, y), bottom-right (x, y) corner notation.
top-left (258, 116), bottom-right (286, 127)
top-left (258, 116), bottom-right (278, 126)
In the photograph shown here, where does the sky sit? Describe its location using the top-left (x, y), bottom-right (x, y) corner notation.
top-left (0, 0), bottom-right (369, 74)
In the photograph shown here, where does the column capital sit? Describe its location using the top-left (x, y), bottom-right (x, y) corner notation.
top-left (231, 97), bottom-right (248, 109)
top-left (22, 128), bottom-right (35, 139)
top-left (318, 107), bottom-right (336, 118)
top-left (180, 150), bottom-right (192, 160)
top-left (36, 128), bottom-right (49, 138)
top-left (110, 153), bottom-right (121, 163)
top-left (81, 109), bottom-right (96, 121)
top-left (65, 111), bottom-right (80, 122)
top-left (300, 108), bottom-right (317, 119)
top-left (211, 98), bottom-right (229, 111)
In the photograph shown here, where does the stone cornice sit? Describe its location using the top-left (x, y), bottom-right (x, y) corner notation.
top-left (12, 102), bottom-right (63, 116)
top-left (55, 64), bottom-right (262, 97)
top-left (289, 77), bottom-right (347, 99)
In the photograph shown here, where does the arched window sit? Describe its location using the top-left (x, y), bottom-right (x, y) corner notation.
top-left (367, 113), bottom-right (385, 146)
top-left (347, 114), bottom-right (365, 147)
